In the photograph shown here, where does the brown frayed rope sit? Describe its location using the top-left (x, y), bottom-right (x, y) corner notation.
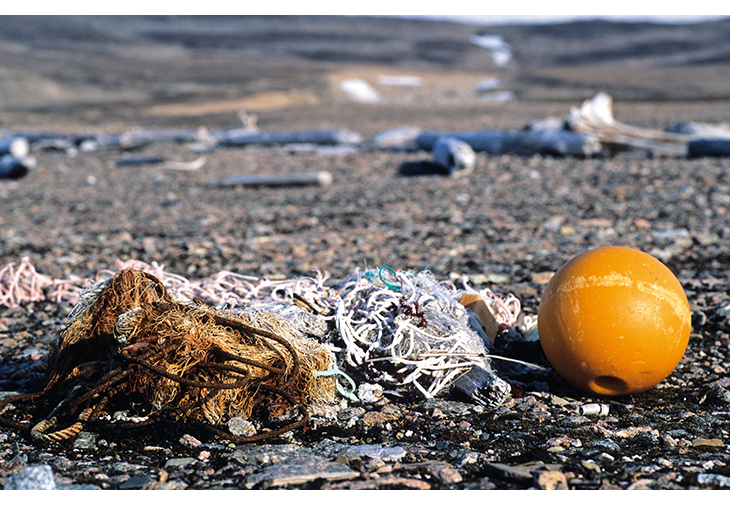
top-left (0, 268), bottom-right (335, 443)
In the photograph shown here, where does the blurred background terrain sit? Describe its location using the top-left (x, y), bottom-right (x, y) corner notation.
top-left (0, 15), bottom-right (728, 134)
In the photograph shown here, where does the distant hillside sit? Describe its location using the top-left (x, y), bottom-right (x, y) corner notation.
top-left (0, 15), bottom-right (727, 114)
top-left (1, 16), bottom-right (726, 72)
top-left (486, 18), bottom-right (730, 68)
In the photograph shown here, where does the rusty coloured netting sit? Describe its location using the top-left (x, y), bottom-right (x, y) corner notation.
top-left (0, 268), bottom-right (336, 443)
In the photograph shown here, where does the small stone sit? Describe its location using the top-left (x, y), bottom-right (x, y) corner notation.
top-left (360, 458), bottom-right (385, 473)
top-left (5, 465), bottom-right (57, 490)
top-left (544, 436), bottom-right (582, 449)
top-left (165, 457), bottom-right (197, 469)
top-left (228, 416), bottom-right (257, 437)
top-left (429, 465), bottom-right (463, 485)
top-left (661, 434), bottom-right (678, 448)
top-left (73, 431), bottom-right (97, 449)
top-left (178, 434), bottom-right (202, 447)
top-left (118, 475), bottom-right (152, 490)
top-left (228, 444), bottom-right (303, 466)
top-left (533, 470), bottom-right (568, 490)
top-left (244, 455), bottom-right (359, 489)
top-left (484, 463), bottom-right (532, 483)
top-left (581, 460), bottom-right (601, 473)
top-left (612, 426), bottom-right (660, 441)
top-left (531, 271), bottom-right (554, 284)
top-left (457, 452), bottom-right (480, 466)
top-left (692, 438), bottom-right (725, 448)
top-left (361, 407), bottom-right (401, 428)
top-left (357, 383), bottom-right (383, 403)
top-left (344, 444), bottom-right (407, 463)
top-left (597, 453), bottom-right (615, 463)
top-left (627, 479), bottom-right (655, 490)
top-left (696, 473), bottom-right (730, 488)
top-left (701, 384), bottom-right (730, 405)
top-left (432, 136), bottom-right (476, 176)
top-left (561, 414), bottom-right (591, 426)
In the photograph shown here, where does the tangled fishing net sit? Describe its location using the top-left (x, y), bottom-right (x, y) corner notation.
top-left (0, 258), bottom-right (526, 442)
top-left (0, 267), bottom-right (336, 443)
top-left (327, 267), bottom-right (518, 399)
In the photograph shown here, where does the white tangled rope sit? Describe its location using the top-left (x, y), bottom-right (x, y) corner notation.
top-left (323, 268), bottom-right (521, 398)
top-left (0, 257), bottom-right (523, 399)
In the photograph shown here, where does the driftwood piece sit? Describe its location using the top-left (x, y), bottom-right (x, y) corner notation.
top-left (688, 139), bottom-right (730, 158)
top-left (0, 155), bottom-right (35, 180)
top-left (161, 156), bottom-right (208, 171)
top-left (213, 128), bottom-right (362, 148)
top-left (0, 137), bottom-right (29, 157)
top-left (119, 128), bottom-right (205, 150)
top-left (284, 144), bottom-right (359, 156)
top-left (210, 171), bottom-right (333, 188)
top-left (667, 121), bottom-right (730, 138)
top-left (564, 92), bottom-right (689, 156)
top-left (369, 126), bottom-right (421, 151)
top-left (432, 136), bottom-right (476, 176)
top-left (2, 132), bottom-right (124, 154)
top-left (417, 129), bottom-right (600, 157)
top-left (114, 156), bottom-right (207, 170)
top-left (115, 156), bottom-right (166, 167)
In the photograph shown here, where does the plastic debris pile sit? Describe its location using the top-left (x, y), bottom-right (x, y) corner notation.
top-left (326, 267), bottom-right (517, 400)
top-left (0, 258), bottom-right (530, 442)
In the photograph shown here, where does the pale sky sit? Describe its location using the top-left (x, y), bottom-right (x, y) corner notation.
top-left (17, 0), bottom-right (730, 17)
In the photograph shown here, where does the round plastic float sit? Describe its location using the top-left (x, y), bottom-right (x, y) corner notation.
top-left (537, 246), bottom-right (691, 396)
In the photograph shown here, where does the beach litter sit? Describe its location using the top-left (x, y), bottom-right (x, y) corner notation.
top-left (0, 267), bottom-right (335, 443)
top-left (0, 258), bottom-right (533, 442)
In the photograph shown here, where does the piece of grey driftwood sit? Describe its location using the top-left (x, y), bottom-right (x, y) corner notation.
top-left (115, 156), bottom-right (166, 167)
top-left (417, 129), bottom-right (600, 157)
top-left (667, 121), bottom-right (730, 138)
top-left (564, 92), bottom-right (689, 156)
top-left (119, 128), bottom-right (204, 150)
top-left (688, 139), bottom-right (730, 158)
top-left (213, 128), bottom-right (362, 148)
top-left (209, 171), bottom-right (333, 188)
top-left (368, 126), bottom-right (422, 151)
top-left (115, 155), bottom-right (206, 171)
top-left (9, 132), bottom-right (123, 153)
top-left (0, 155), bottom-right (35, 180)
top-left (432, 136), bottom-right (476, 176)
top-left (0, 137), bottom-right (29, 157)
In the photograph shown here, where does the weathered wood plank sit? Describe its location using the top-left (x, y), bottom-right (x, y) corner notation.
top-left (417, 130), bottom-right (601, 157)
top-left (688, 138), bottom-right (730, 157)
top-left (213, 128), bottom-right (362, 148)
top-left (209, 171), bottom-right (333, 188)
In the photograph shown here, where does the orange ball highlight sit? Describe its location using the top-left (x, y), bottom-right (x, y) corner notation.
top-left (537, 246), bottom-right (691, 396)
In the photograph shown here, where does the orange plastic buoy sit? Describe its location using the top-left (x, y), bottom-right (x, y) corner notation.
top-left (537, 246), bottom-right (691, 396)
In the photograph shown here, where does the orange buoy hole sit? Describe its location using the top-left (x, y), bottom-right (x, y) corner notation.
top-left (589, 376), bottom-right (629, 396)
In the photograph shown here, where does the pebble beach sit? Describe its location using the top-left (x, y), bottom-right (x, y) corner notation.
top-left (1, 15), bottom-right (730, 490)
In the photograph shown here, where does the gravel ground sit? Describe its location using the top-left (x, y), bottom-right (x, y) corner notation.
top-left (1, 96), bottom-right (730, 490)
top-left (1, 15), bottom-right (730, 491)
